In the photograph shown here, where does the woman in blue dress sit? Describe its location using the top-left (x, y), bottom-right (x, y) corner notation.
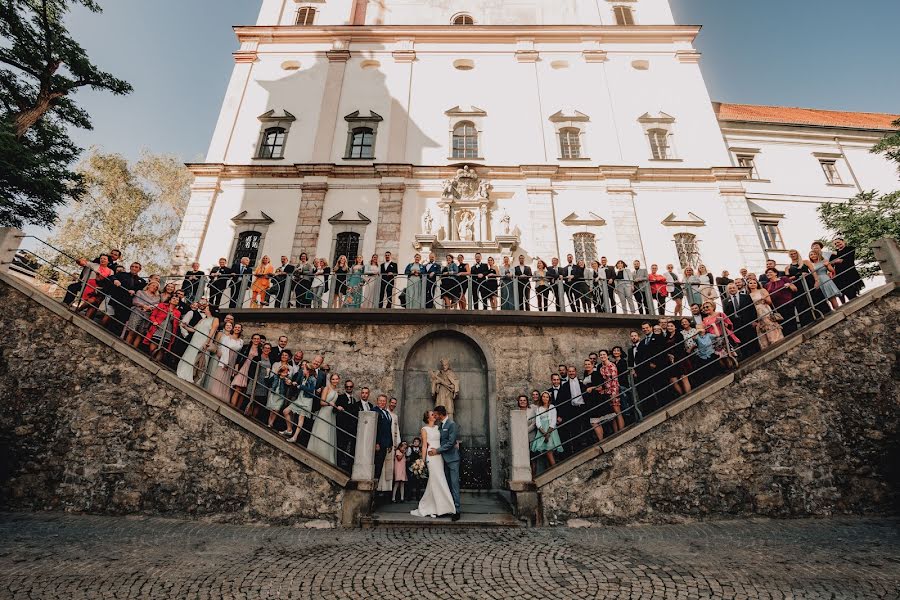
top-left (346, 255), bottom-right (365, 308)
top-left (404, 253), bottom-right (425, 309)
top-left (809, 249), bottom-right (840, 311)
top-left (530, 391), bottom-right (562, 467)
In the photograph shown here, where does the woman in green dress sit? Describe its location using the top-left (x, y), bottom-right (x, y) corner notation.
top-left (530, 390), bottom-right (562, 467)
top-left (346, 255), bottom-right (365, 308)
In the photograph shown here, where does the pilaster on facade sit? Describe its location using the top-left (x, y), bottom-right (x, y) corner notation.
top-left (524, 176), bottom-right (559, 260)
top-left (173, 179), bottom-right (222, 274)
top-left (608, 186), bottom-right (647, 265)
top-left (376, 182), bottom-right (406, 257)
top-left (292, 181), bottom-right (329, 260)
top-left (722, 194), bottom-right (767, 272)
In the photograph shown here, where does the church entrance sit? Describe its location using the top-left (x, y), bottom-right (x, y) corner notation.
top-left (400, 330), bottom-right (493, 489)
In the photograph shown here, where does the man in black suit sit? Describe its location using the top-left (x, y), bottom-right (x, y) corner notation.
top-left (229, 257), bottom-right (252, 308)
top-left (334, 379), bottom-right (358, 471)
top-left (470, 252), bottom-right (490, 310)
top-left (548, 258), bottom-right (562, 311)
top-left (208, 258), bottom-right (232, 310)
top-left (559, 254), bottom-right (576, 312)
top-left (373, 393), bottom-right (394, 481)
top-left (104, 262), bottom-right (147, 336)
top-left (273, 255), bottom-right (295, 308)
top-left (722, 282), bottom-right (760, 358)
top-left (758, 259), bottom-right (784, 285)
top-left (557, 365), bottom-right (589, 453)
top-left (181, 262), bottom-right (205, 302)
top-left (379, 251), bottom-right (398, 308)
top-left (297, 354), bottom-right (328, 447)
top-left (600, 256), bottom-right (617, 313)
top-left (633, 322), bottom-right (664, 413)
top-left (422, 252), bottom-right (441, 309)
top-left (514, 254), bottom-right (532, 311)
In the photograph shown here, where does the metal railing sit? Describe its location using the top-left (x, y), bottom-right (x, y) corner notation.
top-left (14, 237), bottom-right (361, 474)
top-left (525, 271), bottom-right (868, 470)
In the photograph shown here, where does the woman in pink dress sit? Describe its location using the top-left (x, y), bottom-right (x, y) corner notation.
top-left (75, 255), bottom-right (113, 320)
top-left (392, 441), bottom-right (408, 503)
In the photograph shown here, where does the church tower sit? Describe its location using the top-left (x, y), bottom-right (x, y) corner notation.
top-left (175, 0), bottom-right (764, 277)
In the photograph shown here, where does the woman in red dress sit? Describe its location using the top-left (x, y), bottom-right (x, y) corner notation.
top-left (75, 255), bottom-right (113, 320)
top-left (143, 295), bottom-right (182, 363)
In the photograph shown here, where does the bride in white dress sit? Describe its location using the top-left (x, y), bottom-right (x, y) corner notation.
top-left (411, 410), bottom-right (456, 518)
top-left (176, 304), bottom-right (218, 383)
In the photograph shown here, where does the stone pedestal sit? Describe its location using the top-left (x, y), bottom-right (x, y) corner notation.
top-left (351, 411), bottom-right (377, 483)
top-left (509, 410), bottom-right (532, 483)
top-left (873, 237), bottom-right (900, 284)
top-left (0, 228), bottom-right (23, 274)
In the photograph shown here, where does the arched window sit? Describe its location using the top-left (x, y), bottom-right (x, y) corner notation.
top-left (452, 121), bottom-right (479, 159)
top-left (232, 231), bottom-right (262, 267)
top-left (452, 13), bottom-right (475, 25)
top-left (348, 127), bottom-right (375, 159)
top-left (673, 233), bottom-right (701, 271)
top-left (573, 233), bottom-right (598, 264)
top-left (258, 127), bottom-right (286, 159)
top-left (614, 6), bottom-right (635, 25)
top-left (559, 128), bottom-right (582, 159)
top-left (296, 7), bottom-right (316, 25)
top-left (334, 232), bottom-right (361, 264)
top-left (648, 128), bottom-right (670, 160)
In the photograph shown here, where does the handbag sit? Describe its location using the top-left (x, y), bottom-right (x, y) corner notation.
top-left (193, 351), bottom-right (208, 383)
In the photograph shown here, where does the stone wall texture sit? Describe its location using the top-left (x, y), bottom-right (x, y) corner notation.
top-left (539, 291), bottom-right (900, 525)
top-left (0, 279), bottom-right (343, 525)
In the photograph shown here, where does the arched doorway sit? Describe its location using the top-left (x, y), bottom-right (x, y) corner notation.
top-left (398, 330), bottom-right (495, 489)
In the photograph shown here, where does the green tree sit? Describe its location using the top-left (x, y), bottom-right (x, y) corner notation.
top-left (818, 117), bottom-right (900, 277)
top-left (0, 0), bottom-right (132, 228)
top-left (47, 149), bottom-right (191, 275)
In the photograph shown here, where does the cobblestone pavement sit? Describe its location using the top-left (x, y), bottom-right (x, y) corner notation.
top-left (0, 513), bottom-right (898, 599)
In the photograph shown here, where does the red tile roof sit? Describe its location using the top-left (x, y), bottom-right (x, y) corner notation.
top-left (714, 102), bottom-right (899, 131)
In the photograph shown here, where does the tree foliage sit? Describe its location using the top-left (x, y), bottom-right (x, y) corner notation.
top-left (47, 149), bottom-right (191, 275)
top-left (0, 0), bottom-right (132, 228)
top-left (818, 116), bottom-right (900, 277)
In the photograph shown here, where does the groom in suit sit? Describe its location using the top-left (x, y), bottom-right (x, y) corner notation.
top-left (430, 405), bottom-right (461, 521)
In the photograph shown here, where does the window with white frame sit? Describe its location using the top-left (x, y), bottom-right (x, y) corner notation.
top-left (673, 232), bottom-right (701, 271)
top-left (819, 159), bottom-right (843, 184)
top-left (255, 110), bottom-right (295, 160)
top-left (638, 112), bottom-right (677, 161)
top-left (452, 13), bottom-right (475, 25)
top-left (296, 7), bottom-right (316, 25)
top-left (736, 154), bottom-right (760, 179)
top-left (452, 121), bottom-right (479, 159)
top-left (756, 219), bottom-right (786, 250)
top-left (559, 128), bottom-right (582, 159)
top-left (614, 5), bottom-right (635, 25)
top-left (333, 232), bottom-right (361, 264)
top-left (573, 232), bottom-right (598, 264)
top-left (343, 110), bottom-right (382, 160)
top-left (648, 128), bottom-right (671, 160)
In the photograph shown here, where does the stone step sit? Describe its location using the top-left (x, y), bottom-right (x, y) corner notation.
top-left (366, 492), bottom-right (523, 528)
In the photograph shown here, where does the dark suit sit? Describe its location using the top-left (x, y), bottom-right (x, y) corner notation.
top-left (334, 392), bottom-right (357, 471)
top-left (601, 264), bottom-right (617, 312)
top-left (422, 261), bottom-right (441, 308)
top-left (374, 406), bottom-right (394, 480)
top-left (208, 265), bottom-right (233, 308)
top-left (559, 263), bottom-right (576, 311)
top-left (723, 292), bottom-right (760, 358)
top-left (437, 418), bottom-right (461, 513)
top-left (633, 333), bottom-right (665, 412)
top-left (181, 270), bottom-right (205, 302)
top-left (571, 265), bottom-right (588, 312)
top-left (229, 263), bottom-right (253, 308)
top-left (108, 272), bottom-right (146, 335)
top-left (470, 261), bottom-right (490, 309)
top-left (273, 263), bottom-right (295, 308)
top-left (546, 266), bottom-right (562, 311)
top-left (379, 261), bottom-right (398, 308)
top-left (514, 264), bottom-right (532, 310)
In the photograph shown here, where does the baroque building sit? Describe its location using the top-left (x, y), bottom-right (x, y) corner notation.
top-left (174, 0), bottom-right (899, 275)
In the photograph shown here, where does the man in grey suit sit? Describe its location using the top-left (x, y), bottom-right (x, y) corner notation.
top-left (430, 404), bottom-right (461, 521)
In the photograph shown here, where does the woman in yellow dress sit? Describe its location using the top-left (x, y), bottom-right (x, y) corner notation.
top-left (250, 255), bottom-right (275, 308)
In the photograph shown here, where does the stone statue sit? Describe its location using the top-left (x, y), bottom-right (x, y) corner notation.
top-left (441, 178), bottom-right (456, 199)
top-left (430, 358), bottom-right (460, 417)
top-left (422, 208), bottom-right (434, 235)
top-left (457, 210), bottom-right (475, 241)
top-left (477, 179), bottom-right (492, 200)
top-left (500, 210), bottom-right (511, 235)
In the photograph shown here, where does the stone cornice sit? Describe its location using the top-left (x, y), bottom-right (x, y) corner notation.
top-left (234, 24), bottom-right (701, 45)
top-left (186, 163), bottom-right (748, 184)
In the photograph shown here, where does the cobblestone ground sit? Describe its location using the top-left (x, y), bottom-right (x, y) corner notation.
top-left (0, 513), bottom-right (898, 599)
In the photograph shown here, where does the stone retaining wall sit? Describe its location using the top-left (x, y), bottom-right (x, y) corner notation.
top-left (0, 278), bottom-right (343, 525)
top-left (539, 291), bottom-right (900, 525)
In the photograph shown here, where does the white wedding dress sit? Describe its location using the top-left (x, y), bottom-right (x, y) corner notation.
top-left (411, 425), bottom-right (456, 517)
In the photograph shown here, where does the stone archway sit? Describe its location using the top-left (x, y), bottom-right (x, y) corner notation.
top-left (395, 328), bottom-right (498, 490)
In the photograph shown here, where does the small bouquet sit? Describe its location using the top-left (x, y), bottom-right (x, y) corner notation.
top-left (410, 458), bottom-right (429, 480)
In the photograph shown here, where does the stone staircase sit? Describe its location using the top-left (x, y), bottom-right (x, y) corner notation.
top-left (362, 491), bottom-right (521, 528)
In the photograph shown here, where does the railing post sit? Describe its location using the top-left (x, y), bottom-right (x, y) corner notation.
top-left (601, 278), bottom-right (611, 313)
top-left (0, 228), bottom-right (24, 274)
top-left (465, 275), bottom-right (474, 310)
top-left (193, 275), bottom-right (207, 303)
top-left (351, 411), bottom-right (377, 482)
top-left (280, 273), bottom-right (293, 308)
top-left (556, 279), bottom-right (566, 312)
top-left (644, 281), bottom-right (656, 316)
top-left (799, 276), bottom-right (821, 321)
top-left (237, 273), bottom-right (250, 309)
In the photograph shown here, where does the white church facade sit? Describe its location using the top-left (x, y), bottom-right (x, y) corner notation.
top-left (174, 0), bottom-right (899, 278)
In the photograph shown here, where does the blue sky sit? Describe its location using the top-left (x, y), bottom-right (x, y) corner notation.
top-left (65, 0), bottom-right (900, 162)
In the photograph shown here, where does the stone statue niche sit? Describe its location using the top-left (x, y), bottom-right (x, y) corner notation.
top-left (430, 358), bottom-right (460, 418)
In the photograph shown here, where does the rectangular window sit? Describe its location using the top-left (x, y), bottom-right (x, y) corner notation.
top-left (614, 6), bottom-right (635, 25)
top-left (757, 220), bottom-right (786, 250)
top-left (820, 159), bottom-right (843, 184)
top-left (736, 154), bottom-right (759, 179)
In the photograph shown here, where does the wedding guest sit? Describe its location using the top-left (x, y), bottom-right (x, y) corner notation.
top-left (531, 391), bottom-right (562, 467)
top-left (246, 342), bottom-right (273, 420)
top-left (559, 254), bottom-right (576, 311)
top-left (471, 252), bottom-right (490, 310)
top-left (548, 257), bottom-right (562, 311)
top-left (272, 256), bottom-right (294, 308)
top-left (208, 258), bottom-right (232, 310)
top-left (181, 262), bottom-right (204, 302)
top-left (229, 256), bottom-right (252, 309)
top-left (332, 255), bottom-right (350, 308)
top-left (747, 277), bottom-right (783, 350)
top-left (74, 254), bottom-right (113, 320)
top-left (662, 321), bottom-right (691, 398)
top-left (611, 346), bottom-right (634, 425)
top-left (663, 264), bottom-right (683, 317)
top-left (572, 259), bottom-right (590, 312)
top-left (311, 258), bottom-right (329, 308)
top-left (648, 264), bottom-right (668, 316)
top-left (293, 253), bottom-right (314, 308)
top-left (716, 270), bottom-right (734, 300)
top-left (283, 362), bottom-right (316, 444)
top-left (265, 363), bottom-right (291, 429)
top-left (176, 300), bottom-right (218, 384)
top-left (440, 253), bottom-right (459, 309)
top-left (406, 436), bottom-right (423, 500)
top-left (455, 254), bottom-right (471, 310)
top-left (691, 325), bottom-right (719, 385)
top-left (811, 240), bottom-right (833, 261)
top-left (208, 322), bottom-right (243, 402)
top-left (361, 254), bottom-right (380, 309)
top-left (308, 373), bottom-right (340, 464)
top-left (632, 260), bottom-right (650, 314)
top-left (334, 378), bottom-right (358, 471)
top-left (701, 302), bottom-right (738, 370)
top-left (757, 260), bottom-right (783, 285)
top-left (379, 252), bottom-right (398, 308)
top-left (517, 394), bottom-right (537, 445)
top-left (688, 303), bottom-right (703, 327)
top-left (423, 252), bottom-right (441, 309)
top-left (764, 268), bottom-right (798, 335)
top-left (143, 294), bottom-right (181, 363)
top-left (831, 237), bottom-right (864, 301)
top-left (124, 279), bottom-right (159, 348)
top-left (786, 249), bottom-right (816, 327)
top-left (683, 266), bottom-right (703, 308)
top-left (404, 253), bottom-right (425, 309)
top-left (593, 350), bottom-right (622, 434)
top-left (377, 397), bottom-right (401, 494)
top-left (484, 256), bottom-right (500, 310)
top-left (809, 248), bottom-right (840, 311)
top-left (373, 394), bottom-right (393, 480)
top-left (231, 333), bottom-right (262, 409)
top-left (392, 441), bottom-right (408, 503)
top-left (614, 260), bottom-right (636, 313)
top-left (499, 256), bottom-right (515, 310)
top-left (722, 282), bottom-right (758, 358)
top-left (697, 264), bottom-right (718, 307)
top-left (514, 255), bottom-right (532, 311)
top-left (249, 255), bottom-right (274, 308)
top-left (103, 262), bottom-right (146, 335)
top-left (534, 259), bottom-right (550, 311)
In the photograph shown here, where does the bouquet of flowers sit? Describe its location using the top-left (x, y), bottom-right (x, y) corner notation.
top-left (410, 458), bottom-right (429, 480)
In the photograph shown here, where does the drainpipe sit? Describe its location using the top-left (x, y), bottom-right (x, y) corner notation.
top-left (835, 137), bottom-right (863, 193)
